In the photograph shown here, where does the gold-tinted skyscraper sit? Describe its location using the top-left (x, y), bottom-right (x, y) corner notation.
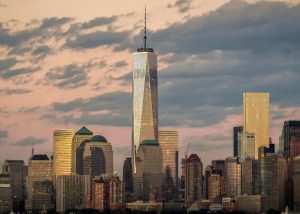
top-left (53, 129), bottom-right (75, 176)
top-left (158, 130), bottom-right (179, 186)
top-left (243, 92), bottom-right (269, 159)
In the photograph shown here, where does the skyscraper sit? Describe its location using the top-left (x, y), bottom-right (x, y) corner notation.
top-left (293, 156), bottom-right (300, 212)
top-left (233, 126), bottom-right (243, 157)
top-left (280, 121), bottom-right (300, 159)
top-left (56, 174), bottom-right (90, 213)
top-left (123, 157), bottom-right (133, 201)
top-left (26, 154), bottom-right (54, 211)
top-left (132, 10), bottom-right (158, 173)
top-left (186, 154), bottom-right (203, 206)
top-left (133, 140), bottom-right (163, 200)
top-left (258, 147), bottom-right (286, 211)
top-left (225, 157), bottom-right (241, 197)
top-left (2, 160), bottom-right (27, 212)
top-left (239, 132), bottom-right (255, 162)
top-left (0, 174), bottom-right (12, 213)
top-left (53, 129), bottom-right (75, 177)
top-left (243, 92), bottom-right (269, 159)
top-left (82, 135), bottom-right (113, 178)
top-left (72, 127), bottom-right (93, 173)
top-left (158, 130), bottom-right (179, 187)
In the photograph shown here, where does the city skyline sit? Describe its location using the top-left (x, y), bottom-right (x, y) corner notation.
top-left (1, 0), bottom-right (300, 174)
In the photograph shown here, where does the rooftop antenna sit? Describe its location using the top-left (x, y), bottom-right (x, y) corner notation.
top-left (31, 143), bottom-right (35, 158)
top-left (144, 5), bottom-right (147, 49)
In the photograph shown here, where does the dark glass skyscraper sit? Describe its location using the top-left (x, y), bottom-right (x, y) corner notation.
top-left (280, 121), bottom-right (300, 159)
top-left (233, 126), bottom-right (243, 157)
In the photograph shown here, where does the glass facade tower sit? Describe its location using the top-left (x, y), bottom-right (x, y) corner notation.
top-left (243, 92), bottom-right (269, 159)
top-left (132, 29), bottom-right (158, 172)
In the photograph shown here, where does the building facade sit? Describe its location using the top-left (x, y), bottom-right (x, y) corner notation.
top-left (293, 156), bottom-right (300, 212)
top-left (239, 132), bottom-right (255, 162)
top-left (280, 121), bottom-right (300, 159)
top-left (243, 92), bottom-right (269, 159)
top-left (123, 157), bottom-right (133, 201)
top-left (26, 154), bottom-right (54, 211)
top-left (82, 135), bottom-right (113, 178)
top-left (53, 129), bottom-right (75, 176)
top-left (132, 38), bottom-right (158, 173)
top-left (72, 127), bottom-right (93, 173)
top-left (56, 174), bottom-right (90, 213)
top-left (158, 130), bottom-right (179, 187)
top-left (186, 154), bottom-right (203, 205)
top-left (258, 147), bottom-right (287, 211)
top-left (225, 157), bottom-right (241, 197)
top-left (233, 126), bottom-right (243, 157)
top-left (2, 160), bottom-right (27, 212)
top-left (0, 174), bottom-right (12, 213)
top-left (133, 140), bottom-right (163, 200)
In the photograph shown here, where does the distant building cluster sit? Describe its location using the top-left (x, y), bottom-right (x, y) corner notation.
top-left (1, 14), bottom-right (300, 214)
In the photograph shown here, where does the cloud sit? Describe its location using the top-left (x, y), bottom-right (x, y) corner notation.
top-left (31, 45), bottom-right (52, 62)
top-left (0, 17), bottom-right (73, 47)
top-left (152, 1), bottom-right (300, 55)
top-left (64, 30), bottom-right (130, 50)
top-left (0, 57), bottom-right (18, 71)
top-left (42, 91), bottom-right (131, 126)
top-left (0, 66), bottom-right (40, 79)
top-left (0, 130), bottom-right (8, 139)
top-left (45, 63), bottom-right (91, 89)
top-left (81, 16), bottom-right (118, 29)
top-left (14, 136), bottom-right (47, 146)
top-left (168, 0), bottom-right (193, 13)
top-left (18, 106), bottom-right (39, 113)
top-left (114, 60), bottom-right (128, 68)
top-left (0, 87), bottom-right (32, 95)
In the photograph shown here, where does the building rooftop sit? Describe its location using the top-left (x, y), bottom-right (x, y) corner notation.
top-left (90, 135), bottom-right (108, 143)
top-left (141, 140), bottom-right (159, 146)
top-left (4, 160), bottom-right (24, 164)
top-left (76, 126), bottom-right (93, 135)
top-left (31, 154), bottom-right (49, 160)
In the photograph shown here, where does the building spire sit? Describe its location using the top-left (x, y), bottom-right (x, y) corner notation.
top-left (137, 5), bottom-right (153, 52)
top-left (144, 5), bottom-right (147, 49)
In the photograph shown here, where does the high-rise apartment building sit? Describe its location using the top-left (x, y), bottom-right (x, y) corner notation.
top-left (294, 156), bottom-right (300, 212)
top-left (72, 127), bottom-right (93, 173)
top-left (132, 16), bottom-right (158, 173)
top-left (280, 121), bottom-right (300, 159)
top-left (243, 92), bottom-right (269, 159)
top-left (26, 154), bottom-right (54, 211)
top-left (53, 129), bottom-right (75, 176)
top-left (233, 126), bottom-right (243, 157)
top-left (134, 140), bottom-right (163, 200)
top-left (158, 130), bottom-right (179, 187)
top-left (56, 174), bottom-right (90, 213)
top-left (186, 154), bottom-right (203, 205)
top-left (225, 157), bottom-right (241, 197)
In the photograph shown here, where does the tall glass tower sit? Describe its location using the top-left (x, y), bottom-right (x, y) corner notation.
top-left (132, 8), bottom-right (158, 173)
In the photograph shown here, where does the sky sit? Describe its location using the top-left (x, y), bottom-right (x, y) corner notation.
top-left (1, 0), bottom-right (300, 174)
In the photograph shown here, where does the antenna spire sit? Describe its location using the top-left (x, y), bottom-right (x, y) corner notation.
top-left (144, 5), bottom-right (147, 49)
